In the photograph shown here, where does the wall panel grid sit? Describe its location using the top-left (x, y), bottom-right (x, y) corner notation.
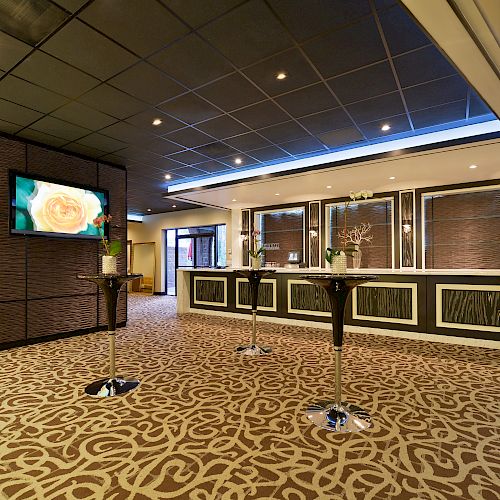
top-left (287, 279), bottom-right (330, 317)
top-left (308, 201), bottom-right (321, 268)
top-left (436, 284), bottom-right (500, 333)
top-left (352, 282), bottom-right (418, 325)
top-left (193, 276), bottom-right (227, 307)
top-left (235, 278), bottom-right (277, 311)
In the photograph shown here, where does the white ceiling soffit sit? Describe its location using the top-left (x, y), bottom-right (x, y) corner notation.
top-left (401, 0), bottom-right (500, 116)
top-left (169, 137), bottom-right (500, 209)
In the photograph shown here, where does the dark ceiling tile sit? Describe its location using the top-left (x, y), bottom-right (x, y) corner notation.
top-left (151, 168), bottom-right (184, 181)
top-left (346, 91), bottom-right (405, 123)
top-left (394, 45), bottom-right (457, 88)
top-left (168, 150), bottom-right (209, 165)
top-left (16, 128), bottom-right (68, 147)
top-left (158, 93), bottom-right (222, 124)
top-left (29, 115), bottom-right (91, 142)
top-left (0, 31), bottom-right (31, 71)
top-left (78, 84), bottom-right (147, 119)
top-left (222, 132), bottom-right (272, 151)
top-left (196, 73), bottom-right (265, 112)
top-left (194, 142), bottom-right (238, 159)
top-left (164, 0), bottom-right (242, 28)
top-left (247, 145), bottom-right (290, 162)
top-left (403, 75), bottom-right (468, 111)
top-left (100, 152), bottom-right (128, 165)
top-left (358, 114), bottom-right (411, 139)
top-left (0, 98), bottom-right (43, 126)
top-left (165, 127), bottom-right (214, 148)
top-left (100, 121), bottom-right (154, 144)
top-left (141, 137), bottom-right (184, 156)
top-left (199, 0), bottom-right (294, 67)
top-left (279, 136), bottom-right (325, 155)
top-left (378, 4), bottom-right (430, 56)
top-left (194, 159), bottom-right (232, 173)
top-left (218, 153), bottom-right (259, 168)
top-left (148, 34), bottom-right (233, 88)
top-left (328, 61), bottom-right (397, 105)
top-left (0, 75), bottom-right (68, 113)
top-left (0, 0), bottom-right (67, 46)
top-left (43, 19), bottom-right (138, 80)
top-left (169, 166), bottom-right (207, 177)
top-left (195, 115), bottom-right (249, 139)
top-left (52, 0), bottom-right (87, 12)
top-left (108, 62), bottom-right (184, 105)
top-left (63, 142), bottom-right (107, 158)
top-left (77, 132), bottom-right (127, 152)
top-left (411, 101), bottom-right (466, 130)
top-left (13, 50), bottom-right (100, 99)
top-left (469, 91), bottom-right (492, 118)
top-left (79, 0), bottom-right (189, 57)
top-left (298, 107), bottom-right (353, 135)
top-left (51, 101), bottom-right (117, 130)
top-left (269, 0), bottom-right (371, 41)
top-left (125, 109), bottom-right (184, 135)
top-left (258, 121), bottom-right (309, 143)
top-left (0, 119), bottom-right (23, 134)
top-left (303, 16), bottom-right (386, 78)
top-left (374, 0), bottom-right (398, 9)
top-left (231, 100), bottom-right (289, 129)
top-left (150, 157), bottom-right (186, 170)
top-left (275, 83), bottom-right (338, 118)
top-left (243, 48), bottom-right (320, 97)
top-left (119, 146), bottom-right (163, 163)
top-left (317, 127), bottom-right (364, 148)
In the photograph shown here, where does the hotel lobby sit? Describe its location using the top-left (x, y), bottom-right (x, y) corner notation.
top-left (0, 1), bottom-right (499, 499)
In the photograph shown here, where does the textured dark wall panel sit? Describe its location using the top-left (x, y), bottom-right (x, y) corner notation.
top-left (195, 279), bottom-right (225, 303)
top-left (242, 210), bottom-right (250, 266)
top-left (0, 302), bottom-right (25, 343)
top-left (357, 286), bottom-right (413, 320)
top-left (27, 295), bottom-right (97, 339)
top-left (238, 281), bottom-right (274, 308)
top-left (442, 289), bottom-right (500, 327)
top-left (400, 191), bottom-right (414, 268)
top-left (290, 282), bottom-right (330, 313)
top-left (309, 202), bottom-right (320, 267)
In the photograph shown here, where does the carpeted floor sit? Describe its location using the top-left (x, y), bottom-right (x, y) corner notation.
top-left (0, 295), bottom-right (498, 500)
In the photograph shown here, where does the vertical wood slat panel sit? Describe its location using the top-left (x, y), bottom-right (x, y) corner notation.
top-left (400, 191), bottom-right (415, 268)
top-left (242, 210), bottom-right (250, 266)
top-left (309, 201), bottom-right (320, 268)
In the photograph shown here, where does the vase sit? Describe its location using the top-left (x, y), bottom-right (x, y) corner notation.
top-left (102, 255), bottom-right (117, 274)
top-left (352, 246), bottom-right (362, 269)
top-left (331, 253), bottom-right (347, 274)
top-left (250, 256), bottom-right (261, 270)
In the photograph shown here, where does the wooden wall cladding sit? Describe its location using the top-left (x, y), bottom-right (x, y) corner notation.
top-left (0, 135), bottom-right (127, 348)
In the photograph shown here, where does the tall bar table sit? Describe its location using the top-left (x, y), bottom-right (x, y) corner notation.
top-left (300, 274), bottom-right (377, 433)
top-left (234, 269), bottom-right (276, 355)
top-left (77, 273), bottom-right (142, 397)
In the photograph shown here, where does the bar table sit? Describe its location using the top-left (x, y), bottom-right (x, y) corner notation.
top-left (300, 274), bottom-right (377, 432)
top-left (77, 273), bottom-right (142, 397)
top-left (233, 269), bottom-right (276, 355)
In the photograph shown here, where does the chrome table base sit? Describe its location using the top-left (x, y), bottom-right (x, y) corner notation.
top-left (235, 344), bottom-right (272, 356)
top-left (85, 377), bottom-right (140, 398)
top-left (306, 401), bottom-right (372, 433)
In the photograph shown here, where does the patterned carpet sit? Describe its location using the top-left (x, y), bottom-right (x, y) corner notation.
top-left (0, 295), bottom-right (498, 500)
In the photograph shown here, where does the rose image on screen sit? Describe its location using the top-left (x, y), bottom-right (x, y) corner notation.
top-left (15, 176), bottom-right (106, 236)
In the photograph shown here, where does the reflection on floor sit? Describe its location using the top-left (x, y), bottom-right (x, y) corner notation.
top-left (0, 295), bottom-right (498, 499)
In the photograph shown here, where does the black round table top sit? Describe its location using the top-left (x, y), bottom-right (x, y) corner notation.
top-left (233, 269), bottom-right (277, 278)
top-left (300, 274), bottom-right (378, 288)
top-left (77, 273), bottom-right (142, 283)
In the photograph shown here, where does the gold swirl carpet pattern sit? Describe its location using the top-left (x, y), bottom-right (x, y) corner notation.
top-left (0, 295), bottom-right (498, 499)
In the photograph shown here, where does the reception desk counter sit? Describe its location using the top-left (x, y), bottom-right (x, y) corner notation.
top-left (177, 268), bottom-right (499, 347)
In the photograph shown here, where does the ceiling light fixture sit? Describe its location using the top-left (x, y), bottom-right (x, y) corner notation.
top-left (234, 158), bottom-right (242, 165)
top-left (152, 118), bottom-right (163, 126)
top-left (232, 198), bottom-right (237, 202)
top-left (469, 164), bottom-right (478, 169)
top-left (276, 72), bottom-right (287, 80)
top-left (389, 176), bottom-right (396, 180)
top-left (172, 205), bottom-right (177, 208)
top-left (381, 124), bottom-right (391, 131)
top-left (275, 193), bottom-right (280, 196)
top-left (147, 208), bottom-right (152, 212)
top-left (165, 174), bottom-right (172, 180)
top-left (326, 185), bottom-right (332, 189)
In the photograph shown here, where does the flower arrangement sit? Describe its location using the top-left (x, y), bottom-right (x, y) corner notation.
top-left (93, 215), bottom-right (122, 256)
top-left (248, 229), bottom-right (265, 258)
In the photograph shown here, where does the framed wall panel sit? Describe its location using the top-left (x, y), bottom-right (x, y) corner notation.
top-left (241, 209), bottom-right (250, 267)
top-left (235, 278), bottom-right (277, 312)
top-left (352, 282), bottom-right (418, 325)
top-left (287, 279), bottom-right (330, 317)
top-left (193, 276), bottom-right (227, 307)
top-left (399, 190), bottom-right (416, 269)
top-left (309, 201), bottom-right (321, 268)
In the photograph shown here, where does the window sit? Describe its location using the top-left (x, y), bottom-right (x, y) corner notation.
top-left (423, 186), bottom-right (500, 269)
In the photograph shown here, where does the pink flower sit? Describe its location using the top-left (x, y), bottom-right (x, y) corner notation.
top-left (252, 229), bottom-right (261, 236)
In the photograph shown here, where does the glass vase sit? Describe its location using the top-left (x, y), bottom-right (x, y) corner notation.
top-left (352, 248), bottom-right (362, 269)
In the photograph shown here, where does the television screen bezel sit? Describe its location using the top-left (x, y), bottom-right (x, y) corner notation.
top-left (9, 170), bottom-right (110, 240)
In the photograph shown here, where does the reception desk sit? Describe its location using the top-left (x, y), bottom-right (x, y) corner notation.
top-left (177, 268), bottom-right (499, 347)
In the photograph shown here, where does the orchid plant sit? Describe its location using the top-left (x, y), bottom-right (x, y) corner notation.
top-left (248, 229), bottom-right (265, 258)
top-left (93, 215), bottom-right (122, 256)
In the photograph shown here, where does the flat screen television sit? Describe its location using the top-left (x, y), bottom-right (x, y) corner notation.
top-left (9, 171), bottom-right (109, 239)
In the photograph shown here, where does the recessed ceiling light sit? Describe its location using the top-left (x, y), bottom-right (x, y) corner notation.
top-left (152, 118), bottom-right (163, 126)
top-left (381, 124), bottom-right (391, 131)
top-left (232, 198), bottom-right (237, 202)
top-left (276, 72), bottom-right (287, 80)
top-left (172, 205), bottom-right (177, 208)
top-left (147, 208), bottom-right (152, 212)
top-left (165, 174), bottom-right (172, 180)
top-left (389, 176), bottom-right (396, 180)
top-left (326, 185), bottom-right (332, 189)
top-left (469, 164), bottom-right (478, 169)
top-left (234, 158), bottom-right (242, 165)
top-left (275, 193), bottom-right (280, 196)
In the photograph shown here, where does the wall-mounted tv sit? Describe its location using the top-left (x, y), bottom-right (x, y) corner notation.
top-left (9, 171), bottom-right (109, 239)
